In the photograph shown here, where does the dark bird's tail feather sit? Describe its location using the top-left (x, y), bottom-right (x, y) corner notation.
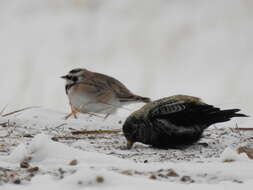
top-left (205, 109), bottom-right (248, 125)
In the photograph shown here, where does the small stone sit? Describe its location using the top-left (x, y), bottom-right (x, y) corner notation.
top-left (96, 176), bottom-right (104, 183)
top-left (20, 161), bottom-right (30, 168)
top-left (13, 179), bottom-right (21, 184)
top-left (118, 120), bottom-right (122, 124)
top-left (158, 173), bottom-right (166, 178)
top-left (198, 142), bottom-right (209, 147)
top-left (27, 167), bottom-right (39, 173)
top-left (51, 137), bottom-right (59, 141)
top-left (166, 169), bottom-right (179, 177)
top-left (23, 134), bottom-right (33, 138)
top-left (121, 170), bottom-right (133, 176)
top-left (149, 175), bottom-right (157, 180)
top-left (69, 159), bottom-right (78, 166)
top-left (58, 168), bottom-right (65, 179)
top-left (180, 176), bottom-right (194, 183)
top-left (77, 180), bottom-right (83, 185)
top-left (233, 179), bottom-right (243, 183)
top-left (20, 157), bottom-right (32, 168)
top-left (144, 160), bottom-right (148, 163)
top-left (223, 159), bottom-right (235, 163)
top-left (9, 173), bottom-right (16, 178)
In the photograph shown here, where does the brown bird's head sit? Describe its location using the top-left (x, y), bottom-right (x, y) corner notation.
top-left (61, 68), bottom-right (93, 94)
top-left (61, 68), bottom-right (90, 85)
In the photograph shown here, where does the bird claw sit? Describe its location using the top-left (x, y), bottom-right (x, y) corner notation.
top-left (64, 111), bottom-right (78, 120)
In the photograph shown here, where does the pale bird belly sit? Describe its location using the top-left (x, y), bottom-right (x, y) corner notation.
top-left (68, 90), bottom-right (120, 114)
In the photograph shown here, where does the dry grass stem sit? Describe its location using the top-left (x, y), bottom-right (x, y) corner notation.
top-left (0, 104), bottom-right (9, 115)
top-left (235, 128), bottom-right (253, 131)
top-left (71, 129), bottom-right (121, 135)
top-left (51, 136), bottom-right (87, 141)
top-left (2, 106), bottom-right (39, 117)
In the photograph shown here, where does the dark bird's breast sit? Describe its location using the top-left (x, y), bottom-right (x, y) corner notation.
top-left (123, 95), bottom-right (248, 149)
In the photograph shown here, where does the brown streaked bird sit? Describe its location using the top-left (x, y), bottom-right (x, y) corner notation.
top-left (123, 95), bottom-right (248, 149)
top-left (61, 68), bottom-right (151, 119)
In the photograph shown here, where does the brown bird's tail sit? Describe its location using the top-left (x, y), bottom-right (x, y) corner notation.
top-left (135, 96), bottom-right (151, 103)
top-left (120, 96), bottom-right (151, 103)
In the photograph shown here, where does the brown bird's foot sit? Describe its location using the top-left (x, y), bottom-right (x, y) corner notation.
top-left (87, 112), bottom-right (104, 119)
top-left (103, 113), bottom-right (110, 120)
top-left (64, 113), bottom-right (72, 120)
top-left (64, 109), bottom-right (78, 120)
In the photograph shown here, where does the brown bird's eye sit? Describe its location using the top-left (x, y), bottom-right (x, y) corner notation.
top-left (72, 76), bottom-right (78, 82)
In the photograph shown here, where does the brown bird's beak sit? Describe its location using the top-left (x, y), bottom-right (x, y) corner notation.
top-left (126, 140), bottom-right (134, 149)
top-left (61, 75), bottom-right (68, 79)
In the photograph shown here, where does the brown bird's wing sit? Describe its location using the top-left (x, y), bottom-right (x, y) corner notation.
top-left (75, 81), bottom-right (117, 104)
top-left (73, 81), bottom-right (105, 94)
top-left (91, 72), bottom-right (141, 101)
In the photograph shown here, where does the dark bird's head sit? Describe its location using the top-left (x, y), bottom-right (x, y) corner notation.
top-left (123, 113), bottom-right (147, 149)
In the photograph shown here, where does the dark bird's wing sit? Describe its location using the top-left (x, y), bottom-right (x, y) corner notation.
top-left (148, 95), bottom-right (247, 127)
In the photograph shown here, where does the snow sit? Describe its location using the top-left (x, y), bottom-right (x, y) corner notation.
top-left (0, 0), bottom-right (252, 127)
top-left (1, 108), bottom-right (253, 189)
top-left (0, 0), bottom-right (253, 189)
top-left (220, 147), bottom-right (248, 162)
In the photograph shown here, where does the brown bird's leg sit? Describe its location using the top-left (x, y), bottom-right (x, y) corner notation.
top-left (73, 109), bottom-right (78, 119)
top-left (78, 103), bottom-right (104, 119)
top-left (86, 112), bottom-right (104, 119)
top-left (65, 106), bottom-right (78, 120)
top-left (96, 91), bottom-right (115, 120)
top-left (104, 113), bottom-right (110, 119)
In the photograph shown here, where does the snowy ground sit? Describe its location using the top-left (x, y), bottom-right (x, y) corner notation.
top-left (1, 0), bottom-right (253, 128)
top-left (0, 107), bottom-right (253, 189)
top-left (1, 1), bottom-right (253, 189)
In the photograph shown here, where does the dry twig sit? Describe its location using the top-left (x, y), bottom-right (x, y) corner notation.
top-left (51, 136), bottom-right (86, 141)
top-left (2, 106), bottom-right (39, 117)
top-left (71, 129), bottom-right (121, 135)
top-left (0, 104), bottom-right (8, 115)
top-left (0, 122), bottom-right (8, 127)
top-left (0, 125), bottom-right (17, 138)
top-left (234, 128), bottom-right (253, 131)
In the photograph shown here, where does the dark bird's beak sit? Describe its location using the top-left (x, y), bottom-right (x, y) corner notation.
top-left (126, 140), bottom-right (134, 149)
top-left (61, 75), bottom-right (68, 79)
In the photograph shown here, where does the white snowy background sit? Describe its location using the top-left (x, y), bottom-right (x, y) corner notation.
top-left (1, 0), bottom-right (253, 189)
top-left (0, 0), bottom-right (252, 126)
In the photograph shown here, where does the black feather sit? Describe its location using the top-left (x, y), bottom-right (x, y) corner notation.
top-left (69, 68), bottom-right (82, 74)
top-left (65, 83), bottom-right (75, 94)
